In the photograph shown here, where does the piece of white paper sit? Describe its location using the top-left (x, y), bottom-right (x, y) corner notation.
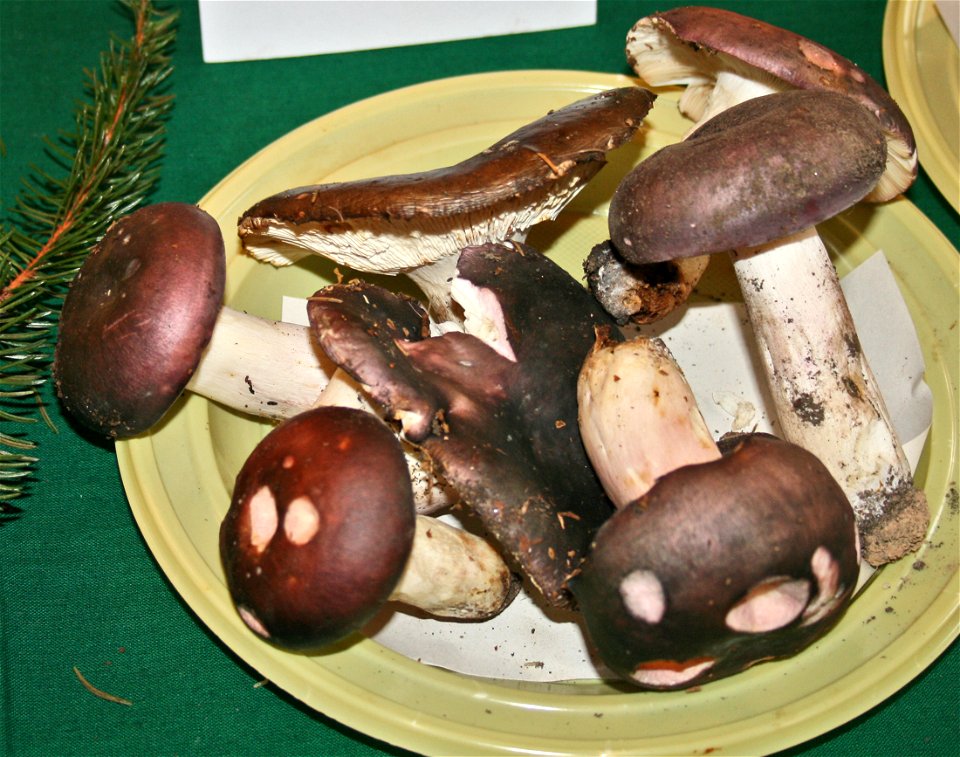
top-left (936, 0), bottom-right (960, 48)
top-left (199, 0), bottom-right (597, 63)
top-left (281, 250), bottom-right (932, 682)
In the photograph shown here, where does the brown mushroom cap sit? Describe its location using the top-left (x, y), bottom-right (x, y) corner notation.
top-left (220, 405), bottom-right (416, 650)
top-left (573, 433), bottom-right (860, 690)
top-left (237, 87), bottom-right (656, 275)
top-left (626, 5), bottom-right (916, 201)
top-left (608, 90), bottom-right (887, 264)
top-left (53, 202), bottom-right (226, 438)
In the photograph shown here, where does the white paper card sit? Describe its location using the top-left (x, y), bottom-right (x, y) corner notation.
top-left (281, 250), bottom-right (932, 682)
top-left (199, 0), bottom-right (598, 63)
top-left (936, 0), bottom-right (960, 48)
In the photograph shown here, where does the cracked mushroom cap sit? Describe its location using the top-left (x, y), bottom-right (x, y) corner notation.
top-left (53, 202), bottom-right (226, 438)
top-left (626, 5), bottom-right (916, 201)
top-left (220, 405), bottom-right (416, 650)
top-left (573, 433), bottom-right (860, 690)
top-left (237, 87), bottom-right (655, 275)
top-left (307, 242), bottom-right (620, 607)
top-left (583, 239), bottom-right (710, 325)
top-left (608, 90), bottom-right (888, 265)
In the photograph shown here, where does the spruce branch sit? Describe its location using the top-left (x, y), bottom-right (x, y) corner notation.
top-left (0, 0), bottom-right (178, 520)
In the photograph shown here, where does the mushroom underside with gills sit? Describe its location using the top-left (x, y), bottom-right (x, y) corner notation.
top-left (306, 241), bottom-right (620, 608)
top-left (237, 86), bottom-right (656, 321)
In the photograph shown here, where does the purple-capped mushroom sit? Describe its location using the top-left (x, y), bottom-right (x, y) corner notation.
top-left (53, 202), bottom-right (330, 437)
top-left (574, 332), bottom-right (860, 690)
top-left (608, 85), bottom-right (927, 566)
top-left (611, 6), bottom-right (929, 566)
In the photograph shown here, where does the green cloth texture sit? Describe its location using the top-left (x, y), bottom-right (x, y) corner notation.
top-left (1, 0), bottom-right (957, 754)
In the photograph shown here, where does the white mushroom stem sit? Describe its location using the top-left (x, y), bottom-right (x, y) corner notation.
top-left (184, 308), bottom-right (457, 516)
top-left (730, 228), bottom-right (925, 564)
top-left (186, 306), bottom-right (331, 420)
top-left (578, 335), bottom-right (721, 508)
top-left (390, 515), bottom-right (516, 619)
top-left (313, 368), bottom-right (458, 515)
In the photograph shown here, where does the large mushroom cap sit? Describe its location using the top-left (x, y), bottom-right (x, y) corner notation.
top-left (53, 202), bottom-right (226, 437)
top-left (237, 86), bottom-right (655, 277)
top-left (625, 5), bottom-right (916, 201)
top-left (573, 433), bottom-right (860, 690)
top-left (608, 90), bottom-right (888, 264)
top-left (220, 405), bottom-right (416, 650)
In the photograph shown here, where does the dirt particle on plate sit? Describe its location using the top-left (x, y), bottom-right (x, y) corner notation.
top-left (945, 484), bottom-right (959, 515)
top-left (912, 560), bottom-right (927, 571)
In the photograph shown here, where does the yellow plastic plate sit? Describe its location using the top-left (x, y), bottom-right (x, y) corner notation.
top-left (117, 71), bottom-right (960, 756)
top-left (883, 0), bottom-right (960, 211)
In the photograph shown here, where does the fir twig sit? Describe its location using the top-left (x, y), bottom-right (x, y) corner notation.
top-left (0, 0), bottom-right (178, 520)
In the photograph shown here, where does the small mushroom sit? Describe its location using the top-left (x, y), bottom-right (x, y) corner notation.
top-left (219, 405), bottom-right (517, 651)
top-left (608, 87), bottom-right (927, 566)
top-left (583, 239), bottom-right (709, 325)
top-left (573, 333), bottom-right (860, 690)
top-left (238, 87), bottom-right (655, 320)
top-left (53, 202), bottom-right (330, 437)
top-left (307, 242), bottom-right (620, 607)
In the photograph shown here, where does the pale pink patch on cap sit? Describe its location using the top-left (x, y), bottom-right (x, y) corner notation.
top-left (247, 486), bottom-right (278, 553)
top-left (619, 569), bottom-right (666, 624)
top-left (725, 576), bottom-right (810, 633)
top-left (284, 496), bottom-right (320, 545)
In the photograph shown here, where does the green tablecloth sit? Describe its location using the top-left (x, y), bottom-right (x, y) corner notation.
top-left (1, 1), bottom-right (957, 754)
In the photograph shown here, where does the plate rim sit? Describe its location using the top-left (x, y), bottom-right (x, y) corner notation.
top-left (883, 0), bottom-right (960, 211)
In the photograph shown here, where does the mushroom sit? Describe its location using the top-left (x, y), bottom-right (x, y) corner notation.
top-left (577, 327), bottom-right (721, 509)
top-left (573, 331), bottom-right (860, 690)
top-left (625, 6), bottom-right (917, 199)
top-left (53, 202), bottom-right (330, 438)
top-left (306, 241), bottom-right (620, 607)
top-left (53, 201), bottom-right (458, 514)
top-left (583, 239), bottom-right (710, 325)
top-left (237, 87), bottom-right (655, 320)
top-left (219, 404), bottom-right (517, 651)
top-left (609, 83), bottom-right (927, 563)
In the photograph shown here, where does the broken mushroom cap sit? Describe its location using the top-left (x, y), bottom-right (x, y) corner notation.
top-left (608, 90), bottom-right (888, 265)
top-left (54, 202), bottom-right (226, 437)
top-left (237, 87), bottom-right (655, 317)
top-left (307, 242), bottom-right (620, 607)
top-left (573, 433), bottom-right (860, 690)
top-left (626, 5), bottom-right (916, 201)
top-left (220, 405), bottom-right (416, 650)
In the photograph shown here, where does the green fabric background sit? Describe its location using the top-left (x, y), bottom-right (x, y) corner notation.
top-left (1, 0), bottom-right (957, 754)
